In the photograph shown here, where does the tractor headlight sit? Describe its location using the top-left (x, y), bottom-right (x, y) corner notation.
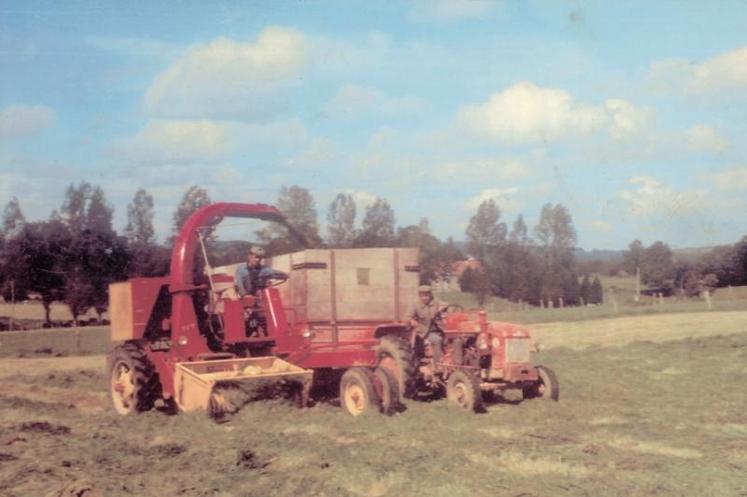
top-left (477, 332), bottom-right (490, 351)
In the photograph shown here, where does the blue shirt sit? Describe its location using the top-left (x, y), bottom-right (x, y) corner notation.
top-left (234, 263), bottom-right (287, 297)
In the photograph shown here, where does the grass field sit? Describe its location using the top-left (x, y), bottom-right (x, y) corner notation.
top-left (0, 312), bottom-right (746, 497)
top-left (0, 302), bottom-right (102, 322)
top-left (438, 284), bottom-right (747, 324)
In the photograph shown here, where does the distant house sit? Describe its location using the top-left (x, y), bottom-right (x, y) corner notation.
top-left (435, 257), bottom-right (482, 291)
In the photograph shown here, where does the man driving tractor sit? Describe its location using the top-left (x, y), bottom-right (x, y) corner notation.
top-left (234, 247), bottom-right (288, 297)
top-left (408, 285), bottom-right (448, 366)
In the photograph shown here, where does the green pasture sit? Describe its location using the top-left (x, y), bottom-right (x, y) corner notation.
top-left (1, 327), bottom-right (745, 497)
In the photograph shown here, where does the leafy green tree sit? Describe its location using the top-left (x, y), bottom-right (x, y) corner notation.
top-left (397, 218), bottom-right (443, 284)
top-left (465, 198), bottom-right (506, 261)
top-left (356, 198), bottom-right (396, 247)
top-left (172, 185), bottom-right (212, 237)
top-left (258, 185), bottom-right (321, 254)
top-left (125, 188), bottom-right (155, 245)
top-left (580, 274), bottom-right (591, 304)
top-left (326, 193), bottom-right (357, 248)
top-left (2, 197), bottom-right (25, 237)
top-left (125, 188), bottom-right (166, 277)
top-left (61, 182), bottom-right (92, 235)
top-left (504, 214), bottom-right (534, 303)
top-left (2, 220), bottom-right (69, 325)
top-left (63, 229), bottom-right (130, 322)
top-left (589, 276), bottom-right (603, 304)
top-left (534, 203), bottom-right (578, 304)
top-left (86, 186), bottom-right (114, 235)
top-left (641, 241), bottom-right (675, 289)
top-left (623, 240), bottom-right (645, 276)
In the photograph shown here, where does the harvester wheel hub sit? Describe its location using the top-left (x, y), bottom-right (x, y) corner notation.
top-left (111, 362), bottom-right (136, 414)
top-left (343, 384), bottom-right (366, 416)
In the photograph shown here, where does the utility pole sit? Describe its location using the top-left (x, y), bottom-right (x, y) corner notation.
top-left (634, 265), bottom-right (640, 302)
top-left (9, 280), bottom-right (15, 332)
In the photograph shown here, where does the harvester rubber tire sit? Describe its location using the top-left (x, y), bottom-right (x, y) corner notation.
top-left (109, 343), bottom-right (160, 415)
top-left (523, 365), bottom-right (559, 402)
top-left (340, 367), bottom-right (379, 417)
top-left (373, 366), bottom-right (401, 416)
top-left (446, 369), bottom-right (483, 413)
top-left (375, 335), bottom-right (415, 400)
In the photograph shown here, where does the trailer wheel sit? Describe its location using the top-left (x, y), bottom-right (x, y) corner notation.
top-left (340, 368), bottom-right (379, 417)
top-left (446, 370), bottom-right (483, 412)
top-left (523, 365), bottom-right (559, 401)
top-left (375, 335), bottom-right (415, 399)
top-left (109, 344), bottom-right (159, 415)
top-left (373, 366), bottom-right (401, 415)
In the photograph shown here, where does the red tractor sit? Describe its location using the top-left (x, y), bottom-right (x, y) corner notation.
top-left (108, 202), bottom-right (412, 418)
top-left (407, 306), bottom-right (559, 412)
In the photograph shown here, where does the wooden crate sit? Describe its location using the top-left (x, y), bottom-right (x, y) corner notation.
top-left (270, 248), bottom-right (420, 325)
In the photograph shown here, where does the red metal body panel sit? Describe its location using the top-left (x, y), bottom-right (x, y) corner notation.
top-left (129, 276), bottom-right (169, 340)
top-left (503, 363), bottom-right (538, 383)
top-left (222, 298), bottom-right (246, 343)
top-left (293, 348), bottom-right (377, 369)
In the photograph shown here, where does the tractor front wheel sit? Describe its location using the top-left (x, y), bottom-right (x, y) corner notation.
top-left (523, 365), bottom-right (559, 401)
top-left (109, 344), bottom-right (159, 415)
top-left (446, 369), bottom-right (483, 412)
top-left (340, 368), bottom-right (379, 416)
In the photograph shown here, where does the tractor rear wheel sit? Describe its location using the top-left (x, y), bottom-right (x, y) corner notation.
top-left (523, 365), bottom-right (559, 401)
top-left (446, 369), bottom-right (483, 412)
top-left (109, 343), bottom-right (159, 415)
top-left (375, 335), bottom-right (415, 399)
top-left (340, 368), bottom-right (379, 417)
top-left (373, 366), bottom-right (401, 415)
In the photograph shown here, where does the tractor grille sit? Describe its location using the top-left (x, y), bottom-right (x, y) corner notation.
top-left (505, 338), bottom-right (531, 363)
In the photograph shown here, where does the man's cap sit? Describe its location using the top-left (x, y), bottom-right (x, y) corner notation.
top-left (418, 285), bottom-right (432, 293)
top-left (249, 247), bottom-right (265, 257)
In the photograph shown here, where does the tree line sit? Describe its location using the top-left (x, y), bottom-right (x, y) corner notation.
top-left (1, 182), bottom-right (745, 326)
top-left (619, 238), bottom-right (747, 297)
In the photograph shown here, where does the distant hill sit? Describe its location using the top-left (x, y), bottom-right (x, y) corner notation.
top-left (574, 248), bottom-right (624, 263)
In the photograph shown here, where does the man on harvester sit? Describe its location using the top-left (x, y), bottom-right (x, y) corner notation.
top-left (408, 285), bottom-right (448, 367)
top-left (234, 247), bottom-right (288, 297)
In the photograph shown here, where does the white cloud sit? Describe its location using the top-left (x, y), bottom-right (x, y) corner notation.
top-left (458, 82), bottom-right (648, 143)
top-left (0, 104), bottom-right (55, 140)
top-left (325, 84), bottom-right (430, 120)
top-left (435, 158), bottom-right (529, 183)
top-left (713, 167), bottom-right (747, 190)
top-left (604, 99), bottom-right (652, 139)
top-left (685, 124), bottom-right (728, 153)
top-left (145, 27), bottom-right (306, 119)
top-left (649, 46), bottom-right (747, 96)
top-left (346, 190), bottom-right (378, 210)
top-left (465, 187), bottom-right (520, 212)
top-left (618, 176), bottom-right (706, 217)
top-left (410, 0), bottom-right (498, 22)
top-left (113, 119), bottom-right (230, 165)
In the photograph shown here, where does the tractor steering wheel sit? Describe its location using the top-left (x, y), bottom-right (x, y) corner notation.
top-left (441, 304), bottom-right (464, 314)
top-left (262, 274), bottom-right (288, 288)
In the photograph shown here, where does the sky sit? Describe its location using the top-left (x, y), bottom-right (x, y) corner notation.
top-left (1, 0), bottom-right (746, 250)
